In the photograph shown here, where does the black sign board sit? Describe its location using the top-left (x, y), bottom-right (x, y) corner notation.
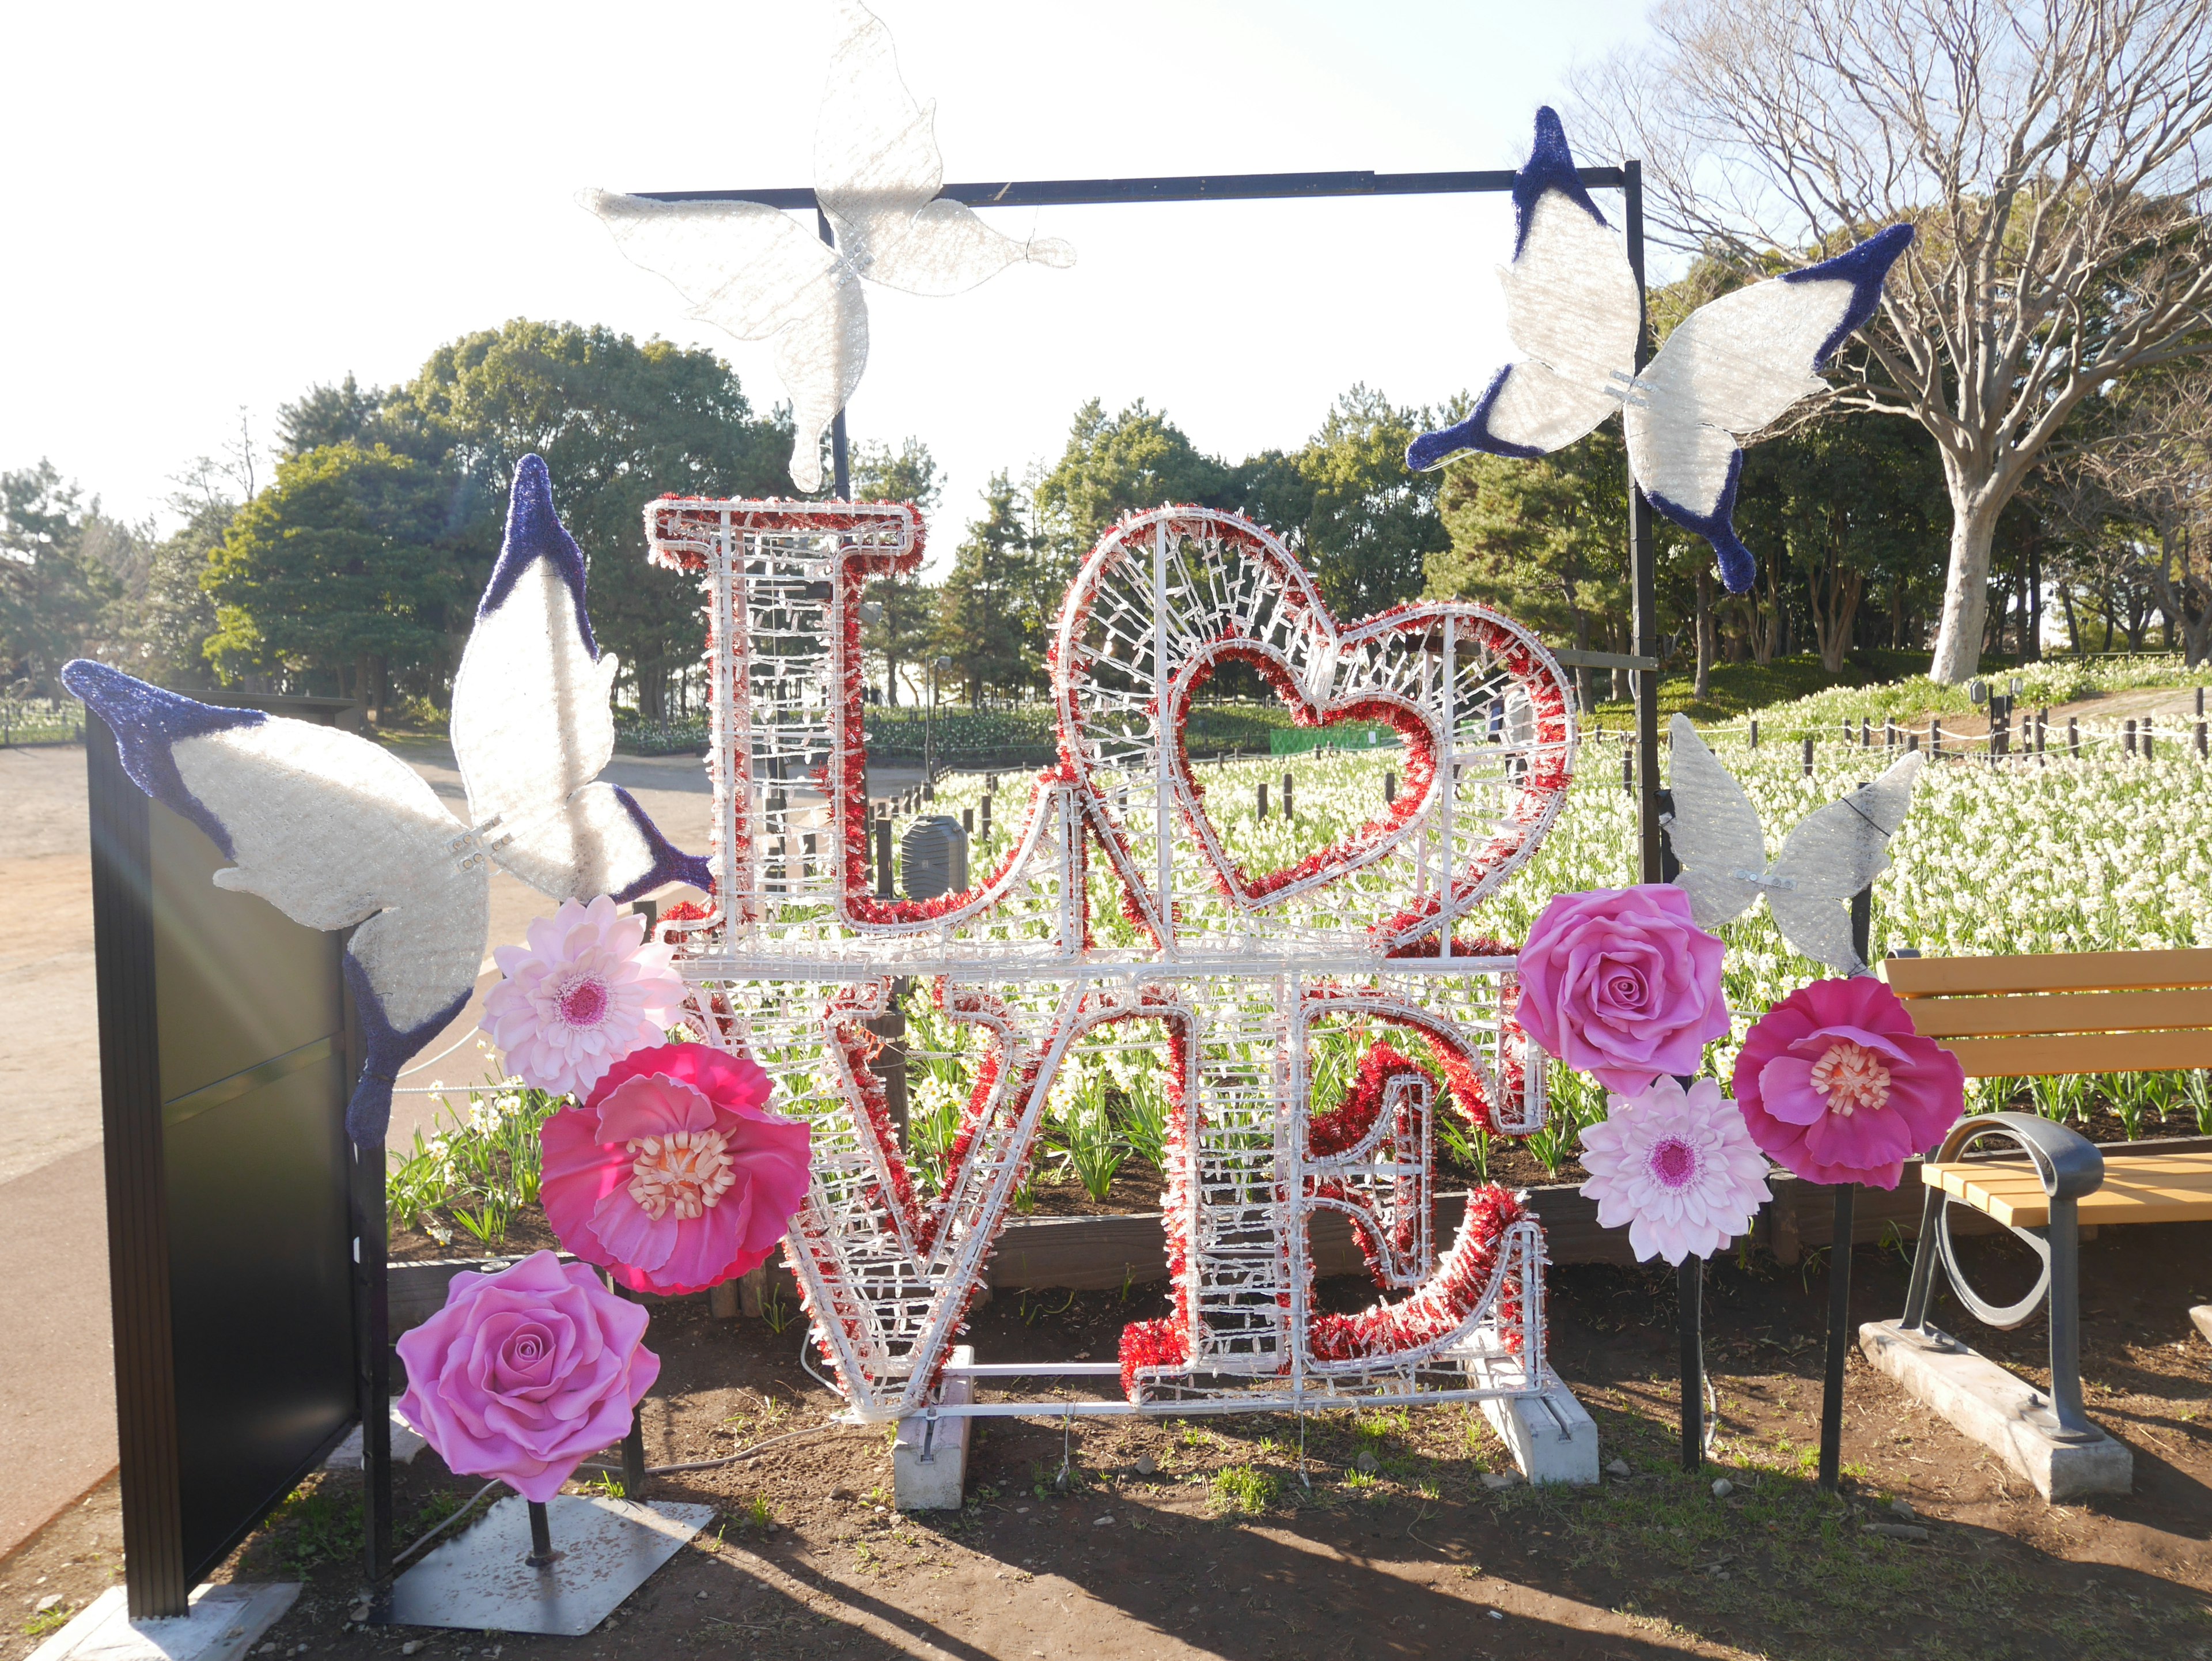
top-left (86, 700), bottom-right (382, 1617)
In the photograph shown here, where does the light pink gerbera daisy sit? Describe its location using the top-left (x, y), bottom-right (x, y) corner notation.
top-left (481, 896), bottom-right (687, 1098)
top-left (1578, 1077), bottom-right (1772, 1265)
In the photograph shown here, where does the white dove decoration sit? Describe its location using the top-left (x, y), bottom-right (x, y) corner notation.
top-left (1407, 108), bottom-right (1912, 595)
top-left (1660, 714), bottom-right (1922, 975)
top-left (581, 0), bottom-right (1074, 493)
top-left (63, 456), bottom-right (709, 1144)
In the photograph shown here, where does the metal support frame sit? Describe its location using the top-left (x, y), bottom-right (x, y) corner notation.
top-left (1899, 1112), bottom-right (2106, 1440)
top-left (638, 160), bottom-right (1659, 870)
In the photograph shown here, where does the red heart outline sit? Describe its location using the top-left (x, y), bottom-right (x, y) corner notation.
top-left (1055, 508), bottom-right (1575, 948)
top-left (1165, 638), bottom-right (1440, 907)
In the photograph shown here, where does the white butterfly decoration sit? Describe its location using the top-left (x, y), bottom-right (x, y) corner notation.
top-left (1406, 108), bottom-right (1913, 595)
top-left (581, 0), bottom-right (1074, 494)
top-left (1661, 714), bottom-right (1923, 976)
top-left (63, 456), bottom-right (709, 1144)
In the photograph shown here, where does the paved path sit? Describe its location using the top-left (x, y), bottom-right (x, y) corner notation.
top-left (0, 736), bottom-right (729, 1561)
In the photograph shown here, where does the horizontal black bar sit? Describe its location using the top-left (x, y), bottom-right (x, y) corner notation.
top-left (1550, 649), bottom-right (1660, 672)
top-left (632, 165), bottom-right (1626, 210)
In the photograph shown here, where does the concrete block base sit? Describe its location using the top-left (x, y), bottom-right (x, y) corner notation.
top-left (893, 1344), bottom-right (974, 1511)
top-left (1859, 1321), bottom-right (2131, 1502)
top-left (1457, 1342), bottom-right (1600, 1486)
top-left (29, 1583), bottom-right (298, 1661)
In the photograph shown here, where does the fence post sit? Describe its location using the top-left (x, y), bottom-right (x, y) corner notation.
top-left (2143, 720), bottom-right (2154, 762)
top-left (2067, 716), bottom-right (2080, 758)
top-left (980, 794), bottom-right (993, 838)
top-left (1282, 771), bottom-right (1295, 819)
top-left (1384, 769), bottom-right (1397, 804)
top-left (2035, 708), bottom-right (2047, 757)
top-left (1257, 781), bottom-right (1268, 819)
top-left (1885, 717), bottom-right (1896, 753)
top-left (1802, 735), bottom-right (1815, 777)
top-left (2197, 720), bottom-right (2207, 760)
top-left (2124, 718), bottom-right (2137, 757)
top-left (1931, 721), bottom-right (1942, 758)
top-left (1748, 718), bottom-right (1758, 750)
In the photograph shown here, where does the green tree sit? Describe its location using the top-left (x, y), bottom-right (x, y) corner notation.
top-left (381, 319), bottom-right (793, 719)
top-left (1032, 399), bottom-right (1233, 578)
top-left (1745, 414), bottom-right (1948, 672)
top-left (1285, 385), bottom-right (1448, 620)
top-left (1, 461), bottom-right (124, 694)
top-left (276, 373), bottom-right (392, 457)
top-left (139, 498), bottom-right (232, 689)
top-left (202, 444), bottom-right (458, 713)
top-left (1427, 427), bottom-right (1630, 705)
top-left (853, 438), bottom-right (941, 705)
top-left (934, 473), bottom-right (1044, 705)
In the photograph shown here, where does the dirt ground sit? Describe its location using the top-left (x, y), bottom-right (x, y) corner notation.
top-left (10, 1225), bottom-right (2209, 1661)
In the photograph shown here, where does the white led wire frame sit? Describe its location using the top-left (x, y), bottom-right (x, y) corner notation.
top-left (641, 497), bottom-right (1575, 1423)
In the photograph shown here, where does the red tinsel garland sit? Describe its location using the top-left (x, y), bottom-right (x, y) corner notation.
top-left (1306, 1183), bottom-right (1529, 1363)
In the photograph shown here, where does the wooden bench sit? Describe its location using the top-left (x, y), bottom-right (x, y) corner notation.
top-left (1870, 949), bottom-right (2212, 1474)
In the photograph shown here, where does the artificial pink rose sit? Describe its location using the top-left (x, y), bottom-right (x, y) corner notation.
top-left (395, 1250), bottom-right (658, 1504)
top-left (1516, 885), bottom-right (1730, 1094)
top-left (540, 1042), bottom-right (810, 1297)
top-left (1732, 975), bottom-right (1965, 1188)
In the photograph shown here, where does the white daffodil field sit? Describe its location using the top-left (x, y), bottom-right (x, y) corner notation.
top-left (923, 731), bottom-right (2212, 1182)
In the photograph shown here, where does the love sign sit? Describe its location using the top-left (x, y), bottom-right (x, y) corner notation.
top-left (646, 498), bottom-right (1576, 1423)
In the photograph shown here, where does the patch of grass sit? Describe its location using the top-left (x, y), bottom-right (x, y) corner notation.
top-left (23, 1604), bottom-right (73, 1639)
top-left (1210, 1464), bottom-right (1278, 1516)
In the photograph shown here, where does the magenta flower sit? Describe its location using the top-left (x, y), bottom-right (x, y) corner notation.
top-left (1516, 885), bottom-right (1730, 1094)
top-left (395, 1250), bottom-right (658, 1504)
top-left (1732, 975), bottom-right (1965, 1188)
top-left (540, 1042), bottom-right (810, 1296)
top-left (482, 896), bottom-right (688, 1099)
top-left (1579, 1077), bottom-right (1772, 1265)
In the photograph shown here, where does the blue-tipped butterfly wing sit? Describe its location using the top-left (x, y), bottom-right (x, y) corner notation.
top-left (62, 660), bottom-right (487, 1144)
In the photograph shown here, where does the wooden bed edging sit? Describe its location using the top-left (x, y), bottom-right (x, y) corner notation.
top-left (386, 1134), bottom-right (2212, 1331)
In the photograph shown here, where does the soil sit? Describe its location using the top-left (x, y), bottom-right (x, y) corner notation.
top-left (10, 1224), bottom-right (2207, 1661)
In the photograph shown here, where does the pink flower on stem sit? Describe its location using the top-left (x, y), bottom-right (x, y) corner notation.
top-left (1732, 975), bottom-right (1965, 1189)
top-left (1578, 1077), bottom-right (1772, 1265)
top-left (1516, 885), bottom-right (1730, 1094)
top-left (395, 1250), bottom-right (658, 1503)
top-left (540, 1042), bottom-right (810, 1296)
top-left (482, 896), bottom-right (687, 1098)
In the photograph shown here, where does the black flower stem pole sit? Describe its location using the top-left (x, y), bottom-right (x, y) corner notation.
top-left (526, 1500), bottom-right (557, 1568)
top-left (623, 1409), bottom-right (647, 1500)
top-left (1677, 1255), bottom-right (1703, 1471)
top-left (1653, 797), bottom-right (1703, 1473)
top-left (1819, 1183), bottom-right (1856, 1492)
top-left (1818, 883), bottom-right (1875, 1494)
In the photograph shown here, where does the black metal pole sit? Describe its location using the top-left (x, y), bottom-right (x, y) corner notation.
top-left (350, 1136), bottom-right (393, 1596)
top-left (1653, 792), bottom-right (1702, 1471)
top-left (1817, 884), bottom-right (1875, 1492)
top-left (1819, 1183), bottom-right (1855, 1492)
top-left (622, 1408), bottom-right (647, 1501)
top-left (1678, 1256), bottom-right (1704, 1470)
top-left (816, 207), bottom-right (851, 500)
top-left (1624, 161), bottom-right (1661, 888)
top-left (525, 1500), bottom-right (558, 1568)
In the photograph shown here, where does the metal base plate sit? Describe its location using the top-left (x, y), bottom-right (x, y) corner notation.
top-left (28, 1583), bottom-right (299, 1661)
top-left (386, 1496), bottom-right (711, 1637)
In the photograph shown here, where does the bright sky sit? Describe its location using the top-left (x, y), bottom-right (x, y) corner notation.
top-left (3, 1), bottom-right (1656, 562)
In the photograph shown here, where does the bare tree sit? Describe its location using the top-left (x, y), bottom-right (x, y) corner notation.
top-left (1573, 0), bottom-right (2212, 682)
top-left (2048, 364), bottom-right (2212, 661)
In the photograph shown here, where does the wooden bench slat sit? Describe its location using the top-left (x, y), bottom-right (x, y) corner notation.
top-left (1883, 948), bottom-right (2212, 997)
top-left (1923, 1153), bottom-right (2212, 1227)
top-left (1936, 1029), bottom-right (2212, 1078)
top-left (1901, 987), bottom-right (2212, 1039)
